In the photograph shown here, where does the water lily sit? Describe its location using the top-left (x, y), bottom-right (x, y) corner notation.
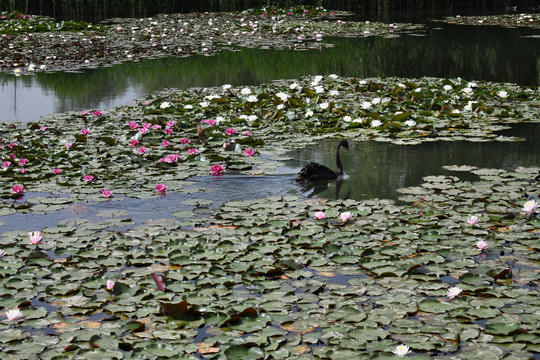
top-left (201, 119), bottom-right (216, 126)
top-left (155, 184), bottom-right (167, 192)
top-left (361, 101), bottom-right (372, 109)
top-left (180, 138), bottom-right (191, 144)
top-left (246, 95), bottom-right (258, 102)
top-left (101, 189), bottom-right (114, 198)
top-left (4, 309), bottom-right (23, 324)
top-left (240, 87), bottom-right (252, 95)
top-left (2, 161), bottom-right (11, 168)
top-left (404, 120), bottom-right (416, 127)
top-left (392, 344), bottom-right (411, 357)
top-left (137, 147), bottom-right (148, 154)
top-left (243, 148), bottom-right (256, 157)
top-left (466, 215), bottom-right (479, 226)
top-left (18, 158), bottom-right (28, 166)
top-left (476, 240), bottom-right (488, 251)
top-left (443, 84), bottom-right (453, 91)
top-left (127, 121), bottom-right (140, 130)
top-left (11, 184), bottom-right (24, 194)
top-left (83, 175), bottom-right (94, 182)
top-left (65, 143), bottom-right (73, 149)
top-left (242, 130), bottom-right (252, 137)
top-left (161, 140), bottom-right (170, 147)
top-left (106, 280), bottom-right (115, 290)
top-left (210, 164), bottom-right (225, 176)
top-left (338, 212), bottom-right (353, 222)
top-left (92, 110), bottom-right (103, 116)
top-left (52, 169), bottom-right (63, 174)
top-left (160, 101), bottom-right (171, 109)
top-left (497, 90), bottom-right (508, 99)
top-left (522, 200), bottom-right (539, 216)
top-left (29, 231), bottom-right (42, 245)
top-left (319, 102), bottom-right (329, 110)
top-left (371, 120), bottom-right (383, 128)
top-left (0, 250), bottom-right (5, 258)
top-left (80, 128), bottom-right (91, 135)
top-left (313, 211), bottom-right (326, 220)
top-left (447, 286), bottom-right (462, 300)
top-left (275, 92), bottom-right (289, 101)
top-left (188, 148), bottom-right (198, 155)
top-left (226, 128), bottom-right (236, 136)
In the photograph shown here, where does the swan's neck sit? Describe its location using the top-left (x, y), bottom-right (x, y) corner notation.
top-left (335, 143), bottom-right (344, 175)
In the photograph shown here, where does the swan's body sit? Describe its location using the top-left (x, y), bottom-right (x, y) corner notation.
top-left (295, 140), bottom-right (350, 182)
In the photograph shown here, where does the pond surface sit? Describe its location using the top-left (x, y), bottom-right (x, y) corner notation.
top-left (1, 20), bottom-right (538, 122)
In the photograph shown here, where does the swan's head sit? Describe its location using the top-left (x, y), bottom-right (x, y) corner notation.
top-left (339, 140), bottom-right (350, 151)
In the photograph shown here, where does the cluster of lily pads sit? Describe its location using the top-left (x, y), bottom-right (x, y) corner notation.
top-left (1, 74), bottom-right (538, 217)
top-left (0, 9), bottom-right (424, 74)
top-left (441, 13), bottom-right (540, 29)
top-left (0, 11), bottom-right (107, 35)
top-left (0, 162), bottom-right (538, 358)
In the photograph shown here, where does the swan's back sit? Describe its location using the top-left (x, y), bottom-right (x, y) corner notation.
top-left (295, 162), bottom-right (337, 182)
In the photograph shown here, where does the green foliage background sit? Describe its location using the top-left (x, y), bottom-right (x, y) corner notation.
top-left (0, 0), bottom-right (537, 18)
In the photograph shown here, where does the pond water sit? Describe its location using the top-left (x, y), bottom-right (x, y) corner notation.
top-left (1, 20), bottom-right (538, 122)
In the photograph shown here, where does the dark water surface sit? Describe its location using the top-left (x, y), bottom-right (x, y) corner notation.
top-left (1, 21), bottom-right (538, 122)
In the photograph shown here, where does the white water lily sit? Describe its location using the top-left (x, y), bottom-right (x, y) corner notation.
top-left (246, 95), bottom-right (258, 102)
top-left (199, 101), bottom-right (209, 108)
top-left (289, 82), bottom-right (299, 90)
top-left (497, 90), bottom-right (508, 99)
top-left (371, 97), bottom-right (381, 105)
top-left (328, 90), bottom-right (339, 96)
top-left (447, 286), bottom-right (462, 300)
top-left (305, 110), bottom-right (314, 117)
top-left (240, 87), bottom-right (252, 95)
top-left (361, 101), bottom-right (372, 109)
top-left (392, 344), bottom-right (411, 357)
top-left (215, 116), bottom-right (225, 123)
top-left (468, 81), bottom-right (477, 88)
top-left (276, 104), bottom-right (285, 110)
top-left (160, 101), bottom-right (171, 109)
top-left (523, 199), bottom-right (539, 216)
top-left (184, 104), bottom-right (193, 109)
top-left (343, 115), bottom-right (352, 122)
top-left (371, 120), bottom-right (383, 127)
top-left (462, 87), bottom-right (474, 96)
top-left (328, 74), bottom-right (339, 79)
top-left (319, 102), bottom-right (329, 110)
top-left (312, 75), bottom-right (323, 83)
top-left (275, 92), bottom-right (289, 101)
top-left (404, 120), bottom-right (416, 127)
top-left (247, 115), bottom-right (257, 122)
top-left (222, 84), bottom-right (232, 90)
top-left (314, 86), bottom-right (325, 94)
top-left (443, 84), bottom-right (453, 91)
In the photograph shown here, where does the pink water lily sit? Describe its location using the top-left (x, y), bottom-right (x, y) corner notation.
top-left (155, 184), bottom-right (167, 192)
top-left (17, 168), bottom-right (26, 174)
top-left (11, 184), bottom-right (24, 194)
top-left (80, 128), bottom-right (91, 135)
top-left (7, 143), bottom-right (17, 148)
top-left (242, 130), bottom-right (252, 137)
top-left (166, 121), bottom-right (175, 128)
top-left (161, 140), bottom-right (170, 147)
top-left (313, 211), bottom-right (326, 220)
top-left (225, 128), bottom-right (236, 136)
top-left (40, 126), bottom-right (47, 131)
top-left (180, 138), bottom-right (191, 144)
top-left (163, 128), bottom-right (173, 135)
top-left (210, 164), bottom-right (225, 176)
top-left (127, 121), bottom-right (139, 130)
top-left (188, 148), bottom-right (198, 155)
top-left (153, 124), bottom-right (162, 130)
top-left (467, 215), bottom-right (479, 226)
top-left (137, 147), bottom-right (148, 154)
top-left (2, 161), bottom-right (11, 168)
top-left (65, 142), bottom-right (73, 149)
top-left (476, 240), bottom-right (488, 251)
top-left (243, 148), bottom-right (256, 157)
top-left (338, 212), bottom-right (353, 222)
top-left (80, 110), bottom-right (90, 115)
top-left (4, 309), bottom-right (23, 324)
top-left (18, 158), bottom-right (28, 166)
top-left (129, 139), bottom-right (139, 146)
top-left (52, 169), bottom-right (63, 174)
top-left (201, 119), bottom-right (216, 126)
top-left (29, 231), bottom-right (42, 245)
top-left (92, 110), bottom-right (103, 116)
top-left (523, 200), bottom-right (539, 216)
top-left (101, 189), bottom-right (114, 198)
top-left (106, 280), bottom-right (115, 290)
top-left (83, 175), bottom-right (94, 182)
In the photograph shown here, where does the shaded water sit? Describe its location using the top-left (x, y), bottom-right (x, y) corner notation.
top-left (1, 21), bottom-right (538, 122)
top-left (2, 123), bottom-right (538, 231)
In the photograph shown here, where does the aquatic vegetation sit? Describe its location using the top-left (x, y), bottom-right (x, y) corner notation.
top-left (313, 211), bottom-right (326, 219)
top-left (28, 231), bottom-right (42, 245)
top-left (446, 286), bottom-right (463, 300)
top-left (476, 240), bottom-right (488, 251)
top-left (4, 308), bottom-right (23, 324)
top-left (392, 344), bottom-right (412, 357)
top-left (0, 10), bottom-right (424, 74)
top-left (106, 279), bottom-right (115, 290)
top-left (467, 215), bottom-right (479, 226)
top-left (441, 13), bottom-right (540, 29)
top-left (523, 199), bottom-right (538, 216)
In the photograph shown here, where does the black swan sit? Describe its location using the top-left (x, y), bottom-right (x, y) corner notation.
top-left (295, 140), bottom-right (350, 182)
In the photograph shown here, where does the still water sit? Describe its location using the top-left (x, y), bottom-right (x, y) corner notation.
top-left (1, 21), bottom-right (538, 122)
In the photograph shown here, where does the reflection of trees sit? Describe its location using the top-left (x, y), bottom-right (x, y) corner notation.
top-left (289, 125), bottom-right (540, 201)
top-left (0, 22), bottom-right (537, 114)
